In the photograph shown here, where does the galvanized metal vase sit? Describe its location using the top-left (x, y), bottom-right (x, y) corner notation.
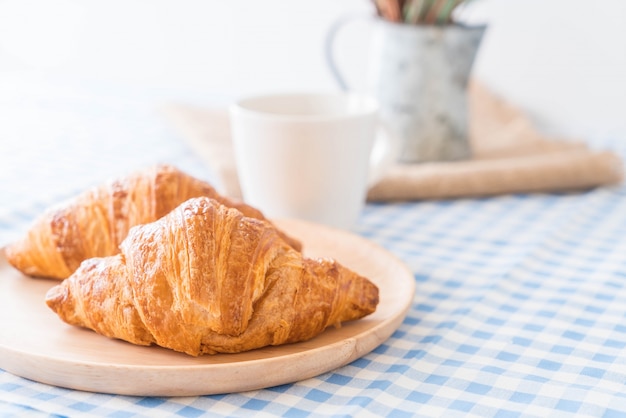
top-left (327, 18), bottom-right (486, 163)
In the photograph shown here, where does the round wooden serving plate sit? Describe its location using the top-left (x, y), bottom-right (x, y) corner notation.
top-left (0, 219), bottom-right (415, 396)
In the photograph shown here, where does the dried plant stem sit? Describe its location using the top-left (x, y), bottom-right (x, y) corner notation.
top-left (374, 0), bottom-right (403, 22)
top-left (377, 0), bottom-right (470, 24)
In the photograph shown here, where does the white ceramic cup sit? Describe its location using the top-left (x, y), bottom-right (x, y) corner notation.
top-left (230, 92), bottom-right (396, 230)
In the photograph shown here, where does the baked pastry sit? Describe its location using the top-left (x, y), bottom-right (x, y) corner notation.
top-left (5, 164), bottom-right (301, 279)
top-left (45, 197), bottom-right (379, 355)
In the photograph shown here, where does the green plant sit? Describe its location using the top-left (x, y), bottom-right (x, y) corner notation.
top-left (374, 0), bottom-right (471, 25)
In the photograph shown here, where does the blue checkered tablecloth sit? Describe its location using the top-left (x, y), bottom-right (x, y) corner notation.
top-left (1, 73), bottom-right (626, 417)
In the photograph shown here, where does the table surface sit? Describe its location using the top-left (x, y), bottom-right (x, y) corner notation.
top-left (2, 73), bottom-right (626, 417)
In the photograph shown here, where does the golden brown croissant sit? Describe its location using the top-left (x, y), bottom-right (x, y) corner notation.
top-left (45, 196), bottom-right (379, 355)
top-left (6, 164), bottom-right (301, 279)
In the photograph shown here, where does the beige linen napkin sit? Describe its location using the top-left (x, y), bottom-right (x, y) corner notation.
top-left (163, 82), bottom-right (623, 201)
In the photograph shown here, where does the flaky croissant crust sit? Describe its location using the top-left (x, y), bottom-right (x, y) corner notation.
top-left (6, 164), bottom-right (301, 279)
top-left (46, 197), bottom-right (379, 355)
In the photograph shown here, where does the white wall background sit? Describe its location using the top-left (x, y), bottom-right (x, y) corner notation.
top-left (1, 0), bottom-right (625, 139)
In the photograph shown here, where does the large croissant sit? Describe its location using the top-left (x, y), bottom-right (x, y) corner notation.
top-left (6, 164), bottom-right (301, 279)
top-left (45, 197), bottom-right (379, 355)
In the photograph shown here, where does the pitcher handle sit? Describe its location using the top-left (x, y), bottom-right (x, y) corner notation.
top-left (324, 13), bottom-right (371, 92)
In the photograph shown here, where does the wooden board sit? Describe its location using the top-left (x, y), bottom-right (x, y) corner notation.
top-left (0, 219), bottom-right (415, 396)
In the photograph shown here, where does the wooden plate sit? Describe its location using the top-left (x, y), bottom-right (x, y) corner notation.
top-left (0, 219), bottom-right (415, 396)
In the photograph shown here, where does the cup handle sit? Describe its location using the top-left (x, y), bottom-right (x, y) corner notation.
top-left (324, 13), bottom-right (371, 91)
top-left (368, 122), bottom-right (400, 187)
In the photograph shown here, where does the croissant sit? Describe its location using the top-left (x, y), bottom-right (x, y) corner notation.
top-left (45, 196), bottom-right (379, 355)
top-left (6, 164), bottom-right (301, 280)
